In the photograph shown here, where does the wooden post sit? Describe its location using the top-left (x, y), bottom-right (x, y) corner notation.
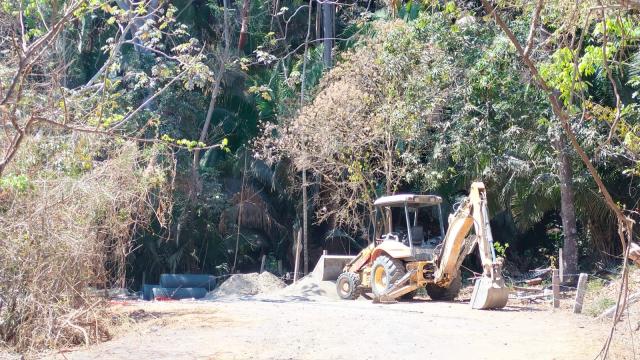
top-left (260, 254), bottom-right (267, 273)
top-left (293, 229), bottom-right (302, 283)
top-left (552, 269), bottom-right (560, 308)
top-left (573, 273), bottom-right (588, 314)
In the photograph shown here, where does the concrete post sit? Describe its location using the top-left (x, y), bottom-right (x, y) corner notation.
top-left (573, 273), bottom-right (588, 314)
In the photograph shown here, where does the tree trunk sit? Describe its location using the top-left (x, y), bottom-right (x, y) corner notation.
top-left (176, 0), bottom-right (231, 244)
top-left (238, 0), bottom-right (251, 52)
top-left (554, 134), bottom-right (578, 283)
top-left (191, 0), bottom-right (230, 185)
top-left (385, 131), bottom-right (393, 194)
top-left (322, 1), bottom-right (334, 68)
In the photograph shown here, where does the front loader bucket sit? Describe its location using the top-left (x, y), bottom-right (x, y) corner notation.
top-left (469, 276), bottom-right (509, 310)
top-left (312, 255), bottom-right (356, 280)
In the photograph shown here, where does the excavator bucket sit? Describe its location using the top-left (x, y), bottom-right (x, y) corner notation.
top-left (469, 276), bottom-right (510, 310)
top-left (312, 255), bottom-right (356, 280)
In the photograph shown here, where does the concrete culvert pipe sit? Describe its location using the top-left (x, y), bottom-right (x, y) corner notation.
top-left (159, 274), bottom-right (217, 291)
top-left (152, 287), bottom-right (208, 300)
top-left (142, 284), bottom-right (159, 300)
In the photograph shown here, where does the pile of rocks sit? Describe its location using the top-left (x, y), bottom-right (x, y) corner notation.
top-left (205, 272), bottom-right (285, 299)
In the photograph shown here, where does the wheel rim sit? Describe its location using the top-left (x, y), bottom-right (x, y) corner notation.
top-left (373, 266), bottom-right (387, 291)
top-left (338, 278), bottom-right (349, 296)
top-left (339, 279), bottom-right (349, 295)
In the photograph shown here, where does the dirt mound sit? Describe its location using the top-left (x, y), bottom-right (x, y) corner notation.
top-left (254, 274), bottom-right (340, 301)
top-left (205, 272), bottom-right (285, 299)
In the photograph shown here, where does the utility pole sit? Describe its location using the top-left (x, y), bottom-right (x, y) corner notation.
top-left (322, 0), bottom-right (334, 68)
top-left (303, 168), bottom-right (309, 274)
top-left (300, 2), bottom-right (313, 275)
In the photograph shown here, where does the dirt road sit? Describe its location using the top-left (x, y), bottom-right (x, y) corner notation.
top-left (53, 297), bottom-right (618, 360)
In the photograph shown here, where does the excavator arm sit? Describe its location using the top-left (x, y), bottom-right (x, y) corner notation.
top-left (434, 182), bottom-right (509, 309)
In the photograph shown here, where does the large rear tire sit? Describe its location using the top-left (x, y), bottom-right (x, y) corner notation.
top-left (426, 271), bottom-right (462, 301)
top-left (370, 255), bottom-right (405, 297)
top-left (400, 290), bottom-right (417, 301)
top-left (336, 272), bottom-right (361, 300)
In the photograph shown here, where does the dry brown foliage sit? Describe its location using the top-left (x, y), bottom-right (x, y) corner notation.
top-left (0, 139), bottom-right (172, 352)
top-left (256, 21), bottom-right (446, 233)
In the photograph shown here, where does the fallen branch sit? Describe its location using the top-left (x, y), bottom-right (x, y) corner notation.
top-left (513, 286), bottom-right (544, 292)
top-left (525, 277), bottom-right (544, 286)
top-left (513, 293), bottom-right (550, 301)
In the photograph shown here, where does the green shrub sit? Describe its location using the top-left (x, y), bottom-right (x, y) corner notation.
top-left (586, 297), bottom-right (616, 317)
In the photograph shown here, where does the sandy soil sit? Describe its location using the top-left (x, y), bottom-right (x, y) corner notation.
top-left (43, 294), bottom-right (632, 360)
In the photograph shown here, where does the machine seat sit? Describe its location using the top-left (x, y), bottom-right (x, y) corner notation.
top-left (410, 226), bottom-right (424, 245)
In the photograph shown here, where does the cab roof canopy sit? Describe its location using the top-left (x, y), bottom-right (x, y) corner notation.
top-left (373, 194), bottom-right (442, 207)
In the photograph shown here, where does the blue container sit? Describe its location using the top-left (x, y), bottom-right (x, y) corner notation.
top-left (159, 274), bottom-right (217, 291)
top-left (142, 284), bottom-right (159, 301)
top-left (152, 287), bottom-right (208, 300)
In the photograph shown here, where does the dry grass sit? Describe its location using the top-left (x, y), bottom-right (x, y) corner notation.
top-left (0, 138), bottom-right (172, 354)
top-left (583, 266), bottom-right (640, 318)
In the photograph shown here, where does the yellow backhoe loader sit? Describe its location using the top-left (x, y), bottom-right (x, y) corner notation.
top-left (330, 182), bottom-right (509, 309)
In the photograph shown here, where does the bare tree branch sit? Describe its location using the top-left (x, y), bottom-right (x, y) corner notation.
top-left (523, 0), bottom-right (544, 58)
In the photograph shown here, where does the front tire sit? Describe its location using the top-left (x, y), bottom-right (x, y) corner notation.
top-left (370, 255), bottom-right (405, 297)
top-left (336, 272), bottom-right (361, 300)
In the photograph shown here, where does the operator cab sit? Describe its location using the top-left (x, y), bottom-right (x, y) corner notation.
top-left (372, 194), bottom-right (445, 260)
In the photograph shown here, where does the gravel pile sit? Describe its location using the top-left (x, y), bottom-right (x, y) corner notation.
top-left (254, 274), bottom-right (340, 301)
top-left (205, 272), bottom-right (285, 299)
top-left (204, 271), bottom-right (341, 302)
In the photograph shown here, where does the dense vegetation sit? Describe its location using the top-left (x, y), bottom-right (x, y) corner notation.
top-left (0, 0), bottom-right (638, 352)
